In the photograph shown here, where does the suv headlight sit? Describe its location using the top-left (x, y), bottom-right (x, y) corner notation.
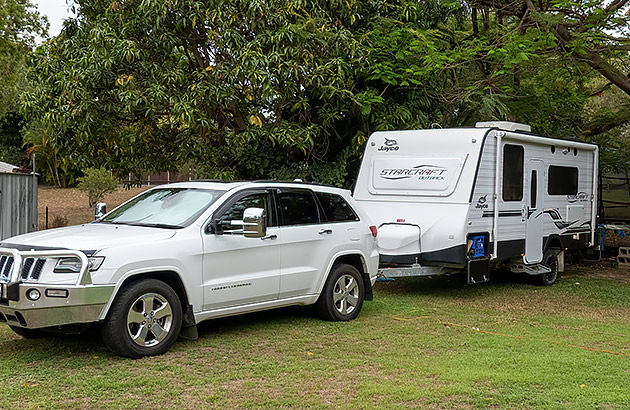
top-left (54, 256), bottom-right (105, 273)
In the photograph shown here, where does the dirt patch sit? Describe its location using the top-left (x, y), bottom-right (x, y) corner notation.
top-left (564, 263), bottom-right (630, 283)
top-left (37, 186), bottom-right (150, 227)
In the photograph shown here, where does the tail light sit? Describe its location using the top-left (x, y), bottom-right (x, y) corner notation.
top-left (369, 225), bottom-right (378, 237)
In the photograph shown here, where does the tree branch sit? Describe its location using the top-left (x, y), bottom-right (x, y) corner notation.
top-left (581, 102), bottom-right (630, 136)
top-left (604, 0), bottom-right (629, 14)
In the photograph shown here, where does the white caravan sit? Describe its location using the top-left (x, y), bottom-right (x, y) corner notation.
top-left (353, 122), bottom-right (598, 285)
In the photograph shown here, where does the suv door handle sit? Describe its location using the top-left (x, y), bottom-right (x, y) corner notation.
top-left (261, 234), bottom-right (277, 240)
top-left (318, 229), bottom-right (332, 235)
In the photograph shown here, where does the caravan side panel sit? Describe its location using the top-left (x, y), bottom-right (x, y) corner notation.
top-left (468, 132), bottom-right (597, 261)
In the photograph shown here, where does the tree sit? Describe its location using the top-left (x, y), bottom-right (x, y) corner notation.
top-left (22, 0), bottom-right (462, 186)
top-left (77, 167), bottom-right (118, 207)
top-left (0, 0), bottom-right (47, 168)
top-left (0, 0), bottom-right (47, 118)
top-left (22, 0), bottom-right (624, 186)
top-left (469, 0), bottom-right (630, 135)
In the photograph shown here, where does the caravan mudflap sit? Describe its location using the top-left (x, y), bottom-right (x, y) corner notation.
top-left (378, 265), bottom-right (446, 278)
top-left (467, 258), bottom-right (490, 284)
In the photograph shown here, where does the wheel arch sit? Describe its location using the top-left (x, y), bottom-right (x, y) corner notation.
top-left (100, 269), bottom-right (194, 326)
top-left (544, 235), bottom-right (563, 252)
top-left (327, 252), bottom-right (373, 301)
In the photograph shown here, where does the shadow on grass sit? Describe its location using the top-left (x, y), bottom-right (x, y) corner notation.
top-left (374, 267), bottom-right (537, 295)
top-left (195, 304), bottom-right (317, 339)
top-left (0, 325), bottom-right (110, 363)
top-left (0, 268), bottom-right (564, 361)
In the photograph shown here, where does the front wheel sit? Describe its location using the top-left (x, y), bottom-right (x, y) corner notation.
top-left (101, 279), bottom-right (182, 358)
top-left (537, 249), bottom-right (559, 286)
top-left (316, 264), bottom-right (365, 321)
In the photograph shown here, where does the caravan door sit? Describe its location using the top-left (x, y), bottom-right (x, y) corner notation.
top-left (525, 159), bottom-right (544, 263)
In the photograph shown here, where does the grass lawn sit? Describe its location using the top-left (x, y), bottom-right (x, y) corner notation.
top-left (1, 268), bottom-right (629, 409)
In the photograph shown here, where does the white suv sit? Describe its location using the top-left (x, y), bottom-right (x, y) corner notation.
top-left (0, 181), bottom-right (379, 357)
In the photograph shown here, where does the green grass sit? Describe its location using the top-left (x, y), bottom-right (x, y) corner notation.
top-left (1, 269), bottom-right (629, 409)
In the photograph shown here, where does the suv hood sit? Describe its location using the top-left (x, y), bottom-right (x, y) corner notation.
top-left (0, 224), bottom-right (177, 253)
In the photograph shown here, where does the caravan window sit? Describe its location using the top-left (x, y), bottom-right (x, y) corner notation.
top-left (548, 166), bottom-right (578, 195)
top-left (502, 144), bottom-right (524, 201)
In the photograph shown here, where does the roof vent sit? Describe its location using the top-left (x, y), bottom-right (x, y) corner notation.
top-left (475, 121), bottom-right (531, 133)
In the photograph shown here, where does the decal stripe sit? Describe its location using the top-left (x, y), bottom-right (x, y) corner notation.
top-left (482, 211), bottom-right (522, 218)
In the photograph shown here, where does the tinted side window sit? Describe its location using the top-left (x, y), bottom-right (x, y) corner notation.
top-left (548, 166), bottom-right (578, 195)
top-left (218, 193), bottom-right (270, 233)
top-left (502, 144), bottom-right (524, 201)
top-left (278, 191), bottom-right (320, 226)
top-left (316, 192), bottom-right (359, 222)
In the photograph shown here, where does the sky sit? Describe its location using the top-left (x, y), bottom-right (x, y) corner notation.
top-left (32, 0), bottom-right (76, 38)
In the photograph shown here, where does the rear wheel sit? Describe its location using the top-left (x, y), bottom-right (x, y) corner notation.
top-left (537, 249), bottom-right (559, 286)
top-left (316, 264), bottom-right (365, 321)
top-left (101, 279), bottom-right (182, 358)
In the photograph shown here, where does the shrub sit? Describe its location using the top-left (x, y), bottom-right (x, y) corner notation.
top-left (77, 167), bottom-right (118, 207)
top-left (38, 215), bottom-right (68, 230)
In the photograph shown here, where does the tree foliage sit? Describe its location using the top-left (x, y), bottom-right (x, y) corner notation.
top-left (0, 0), bottom-right (46, 167)
top-left (0, 0), bottom-right (47, 117)
top-left (21, 0), bottom-right (630, 186)
top-left (77, 167), bottom-right (118, 207)
top-left (471, 0), bottom-right (630, 135)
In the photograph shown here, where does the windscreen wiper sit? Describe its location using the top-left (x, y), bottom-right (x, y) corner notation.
top-left (125, 223), bottom-right (184, 229)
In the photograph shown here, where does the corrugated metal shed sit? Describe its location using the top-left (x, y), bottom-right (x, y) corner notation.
top-left (0, 162), bottom-right (37, 240)
top-left (0, 161), bottom-right (17, 173)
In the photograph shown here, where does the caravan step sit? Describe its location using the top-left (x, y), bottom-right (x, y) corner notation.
top-left (511, 263), bottom-right (552, 275)
top-left (378, 266), bottom-right (446, 278)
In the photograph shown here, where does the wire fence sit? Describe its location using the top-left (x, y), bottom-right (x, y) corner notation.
top-left (600, 175), bottom-right (630, 223)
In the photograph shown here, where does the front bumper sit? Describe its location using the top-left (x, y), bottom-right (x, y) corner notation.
top-left (0, 284), bottom-right (114, 329)
top-left (0, 247), bottom-right (114, 329)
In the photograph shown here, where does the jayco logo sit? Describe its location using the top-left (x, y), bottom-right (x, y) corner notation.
top-left (475, 194), bottom-right (489, 209)
top-left (377, 137), bottom-right (399, 152)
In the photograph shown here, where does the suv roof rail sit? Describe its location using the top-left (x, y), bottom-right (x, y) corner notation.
top-left (251, 180), bottom-right (341, 189)
top-left (190, 179), bottom-right (246, 183)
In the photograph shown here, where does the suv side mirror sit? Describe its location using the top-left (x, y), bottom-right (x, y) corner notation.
top-left (243, 207), bottom-right (266, 238)
top-left (207, 219), bottom-right (220, 234)
top-left (95, 202), bottom-right (107, 220)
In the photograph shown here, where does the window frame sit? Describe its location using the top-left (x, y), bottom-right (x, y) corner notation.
top-left (208, 189), bottom-right (276, 234)
top-left (275, 188), bottom-right (322, 227)
top-left (502, 144), bottom-right (524, 202)
top-left (314, 192), bottom-right (360, 223)
top-left (547, 165), bottom-right (579, 195)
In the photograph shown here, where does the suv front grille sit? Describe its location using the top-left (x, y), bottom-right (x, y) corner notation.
top-left (0, 256), bottom-right (46, 282)
top-left (0, 256), bottom-right (14, 281)
top-left (21, 258), bottom-right (46, 282)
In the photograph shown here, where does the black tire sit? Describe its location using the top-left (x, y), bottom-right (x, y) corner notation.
top-left (9, 325), bottom-right (46, 339)
top-left (101, 279), bottom-right (182, 358)
top-left (537, 249), bottom-right (559, 286)
top-left (316, 264), bottom-right (365, 321)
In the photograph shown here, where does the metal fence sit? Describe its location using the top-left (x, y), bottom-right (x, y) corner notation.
top-left (0, 172), bottom-right (37, 241)
top-left (121, 171), bottom-right (191, 186)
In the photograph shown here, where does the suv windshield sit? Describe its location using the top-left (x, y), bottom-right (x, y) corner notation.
top-left (98, 188), bottom-right (224, 228)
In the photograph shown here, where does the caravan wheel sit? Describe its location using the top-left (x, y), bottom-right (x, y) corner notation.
top-left (537, 249), bottom-right (559, 286)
